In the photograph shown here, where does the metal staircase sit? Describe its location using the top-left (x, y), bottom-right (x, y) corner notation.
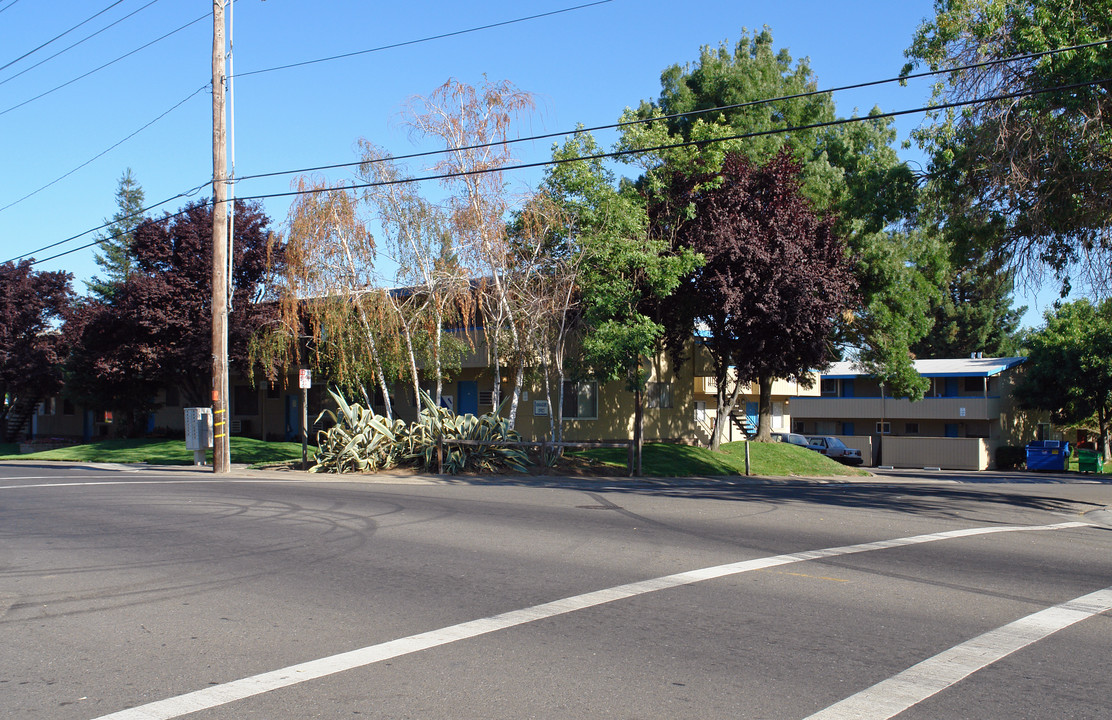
top-left (730, 412), bottom-right (758, 439)
top-left (3, 396), bottom-right (40, 443)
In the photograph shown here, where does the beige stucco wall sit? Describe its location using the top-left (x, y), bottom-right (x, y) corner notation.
top-left (880, 436), bottom-right (991, 471)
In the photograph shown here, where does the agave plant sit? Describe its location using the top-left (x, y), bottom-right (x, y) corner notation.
top-left (310, 387), bottom-right (406, 473)
top-left (404, 390), bottom-right (530, 474)
top-left (310, 387), bottom-right (530, 475)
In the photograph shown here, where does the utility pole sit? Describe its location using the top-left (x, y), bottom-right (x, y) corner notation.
top-left (211, 0), bottom-right (230, 473)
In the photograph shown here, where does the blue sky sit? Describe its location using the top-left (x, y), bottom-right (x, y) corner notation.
top-left (0, 0), bottom-right (1070, 328)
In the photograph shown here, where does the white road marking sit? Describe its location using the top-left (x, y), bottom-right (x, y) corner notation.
top-left (0, 478), bottom-right (301, 489)
top-left (806, 585), bottom-right (1112, 719)
top-left (90, 521), bottom-right (1091, 720)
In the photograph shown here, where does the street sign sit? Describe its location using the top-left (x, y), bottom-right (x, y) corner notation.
top-left (299, 368), bottom-right (312, 389)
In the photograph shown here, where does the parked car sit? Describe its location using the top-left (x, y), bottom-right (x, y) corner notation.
top-left (771, 432), bottom-right (810, 447)
top-left (806, 436), bottom-right (864, 466)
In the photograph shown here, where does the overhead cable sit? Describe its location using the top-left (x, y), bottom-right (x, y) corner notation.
top-left (0, 10), bottom-right (209, 118)
top-left (23, 74), bottom-right (1110, 268)
top-left (232, 0), bottom-right (614, 79)
top-left (0, 0), bottom-right (127, 73)
top-left (235, 36), bottom-right (1112, 184)
top-left (0, 83), bottom-right (211, 214)
top-left (0, 0), bottom-right (165, 88)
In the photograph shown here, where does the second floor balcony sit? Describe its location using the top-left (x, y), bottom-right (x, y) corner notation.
top-left (789, 395), bottom-right (1002, 422)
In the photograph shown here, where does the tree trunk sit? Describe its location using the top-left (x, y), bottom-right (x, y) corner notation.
top-left (634, 385), bottom-right (644, 475)
top-left (1099, 404), bottom-right (1109, 463)
top-left (755, 376), bottom-right (774, 441)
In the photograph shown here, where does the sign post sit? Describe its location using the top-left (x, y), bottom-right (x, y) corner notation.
top-left (299, 368), bottom-right (311, 468)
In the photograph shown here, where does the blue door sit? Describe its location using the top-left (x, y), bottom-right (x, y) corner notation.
top-left (843, 379), bottom-right (855, 398)
top-left (745, 402), bottom-right (758, 429)
top-left (945, 423), bottom-right (960, 438)
top-left (842, 422), bottom-right (855, 436)
top-left (944, 378), bottom-right (959, 397)
top-left (458, 381), bottom-right (479, 416)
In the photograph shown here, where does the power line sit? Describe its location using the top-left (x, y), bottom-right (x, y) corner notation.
top-left (0, 0), bottom-right (24, 16)
top-left (230, 75), bottom-right (1112, 205)
top-left (0, 0), bottom-right (128, 73)
top-left (0, 0), bottom-right (165, 88)
top-left (233, 0), bottom-right (614, 80)
top-left (0, 10), bottom-right (209, 118)
top-left (5, 181), bottom-right (210, 265)
top-left (23, 74), bottom-right (1110, 268)
top-left (234, 36), bottom-right (1112, 185)
top-left (0, 83), bottom-right (211, 214)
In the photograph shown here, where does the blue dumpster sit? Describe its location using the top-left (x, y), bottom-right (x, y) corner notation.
top-left (1026, 440), bottom-right (1070, 471)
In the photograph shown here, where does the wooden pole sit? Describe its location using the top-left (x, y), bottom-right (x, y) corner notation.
top-left (211, 0), bottom-right (230, 474)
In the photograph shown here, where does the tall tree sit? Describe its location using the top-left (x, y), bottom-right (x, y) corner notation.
top-left (258, 178), bottom-right (398, 418)
top-left (1013, 299), bottom-right (1112, 461)
top-left (403, 78), bottom-right (536, 426)
top-left (906, 0), bottom-right (1112, 293)
top-left (0, 261), bottom-right (72, 440)
top-left (87, 168), bottom-right (146, 301)
top-left (358, 143), bottom-right (471, 410)
top-left (68, 200), bottom-right (281, 430)
top-left (911, 259), bottom-right (1025, 358)
top-left (622, 29), bottom-right (947, 399)
top-left (661, 151), bottom-right (857, 449)
top-left (546, 132), bottom-right (700, 472)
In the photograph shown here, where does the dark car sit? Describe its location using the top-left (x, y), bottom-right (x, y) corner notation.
top-left (805, 436), bottom-right (864, 465)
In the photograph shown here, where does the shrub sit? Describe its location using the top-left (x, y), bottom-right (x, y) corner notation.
top-left (995, 445), bottom-right (1027, 471)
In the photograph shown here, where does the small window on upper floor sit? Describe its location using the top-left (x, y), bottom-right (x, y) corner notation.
top-left (820, 379), bottom-right (838, 396)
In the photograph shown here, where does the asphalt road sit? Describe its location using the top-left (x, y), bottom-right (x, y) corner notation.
top-left (2, 462), bottom-right (1111, 719)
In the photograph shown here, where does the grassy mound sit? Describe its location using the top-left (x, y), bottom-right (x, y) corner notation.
top-left (569, 440), bottom-right (868, 477)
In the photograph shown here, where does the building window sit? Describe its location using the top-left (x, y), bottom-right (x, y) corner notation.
top-left (876, 421), bottom-right (891, 434)
top-left (62, 398), bottom-right (75, 416)
top-left (694, 401), bottom-right (707, 423)
top-left (905, 422), bottom-right (920, 435)
top-left (645, 382), bottom-right (673, 409)
top-left (772, 401), bottom-right (784, 430)
top-left (234, 386), bottom-right (259, 416)
top-left (39, 397), bottom-right (56, 415)
top-left (562, 381), bottom-right (598, 419)
top-left (964, 377), bottom-right (985, 392)
top-left (821, 379), bottom-right (838, 396)
top-left (793, 420), bottom-right (806, 434)
top-left (479, 390), bottom-right (494, 406)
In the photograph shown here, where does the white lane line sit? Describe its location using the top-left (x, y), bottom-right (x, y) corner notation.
top-left (91, 521), bottom-right (1091, 720)
top-left (0, 479), bottom-right (302, 489)
top-left (806, 585), bottom-right (1112, 719)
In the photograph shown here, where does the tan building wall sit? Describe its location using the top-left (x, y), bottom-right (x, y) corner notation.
top-left (27, 338), bottom-right (819, 447)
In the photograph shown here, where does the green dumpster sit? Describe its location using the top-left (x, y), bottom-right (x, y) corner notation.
top-left (1077, 448), bottom-right (1104, 474)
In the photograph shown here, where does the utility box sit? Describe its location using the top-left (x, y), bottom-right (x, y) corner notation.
top-left (184, 407), bottom-right (213, 465)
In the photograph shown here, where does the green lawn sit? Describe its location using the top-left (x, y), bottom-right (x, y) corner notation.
top-left (0, 437), bottom-right (310, 467)
top-left (570, 440), bottom-right (869, 477)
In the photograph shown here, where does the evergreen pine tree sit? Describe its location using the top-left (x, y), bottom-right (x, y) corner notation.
top-left (87, 168), bottom-right (146, 300)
